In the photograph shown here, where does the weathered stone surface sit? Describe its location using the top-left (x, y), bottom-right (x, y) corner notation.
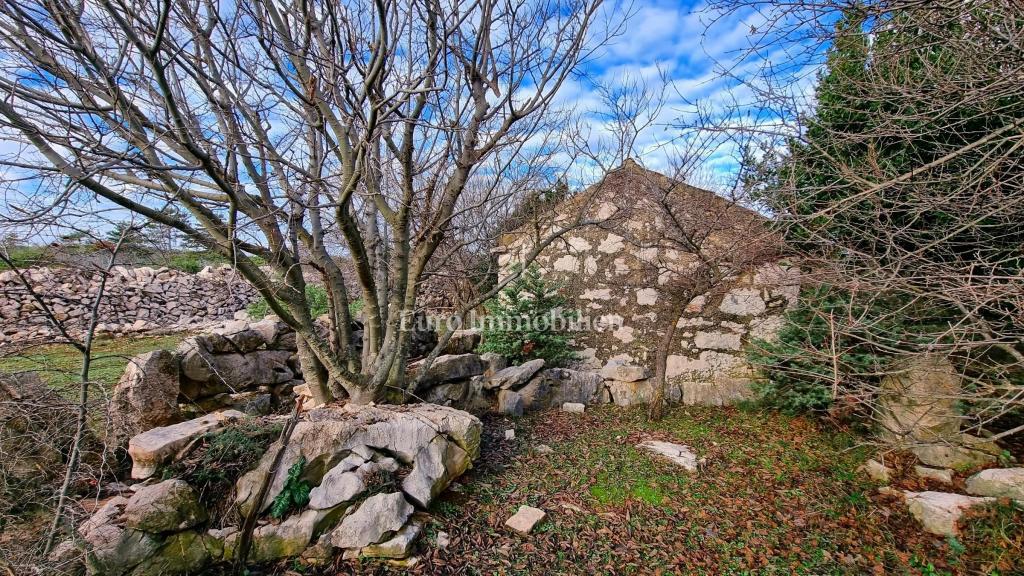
top-left (128, 410), bottom-right (247, 479)
top-left (225, 509), bottom-right (333, 564)
top-left (599, 360), bottom-right (648, 382)
top-left (497, 389), bottom-right (524, 417)
top-left (546, 369), bottom-right (606, 406)
top-left (608, 379), bottom-right (654, 407)
top-left (693, 331), bottom-right (742, 351)
top-left (480, 352), bottom-right (508, 374)
top-left (636, 440), bottom-right (699, 471)
top-left (965, 468), bottom-right (1024, 501)
top-left (561, 402), bottom-right (585, 413)
top-left (129, 530), bottom-right (222, 576)
top-left (504, 505), bottom-right (546, 535)
top-left (347, 519), bottom-right (422, 559)
top-left (904, 491), bottom-right (994, 536)
top-left (307, 453), bottom-right (368, 510)
top-left (423, 381), bottom-right (469, 406)
top-left (517, 374), bottom-right (552, 411)
top-left (915, 466), bottom-right (954, 484)
top-left (718, 288), bottom-right (767, 316)
top-left (877, 355), bottom-right (962, 445)
top-left (443, 329), bottom-right (481, 355)
top-left (0, 265), bottom-right (259, 347)
top-left (330, 492), bottom-right (414, 550)
top-left (78, 496), bottom-right (163, 576)
top-left (235, 405), bottom-right (481, 516)
top-left (123, 480), bottom-right (207, 533)
top-left (487, 359), bottom-right (545, 390)
top-left (112, 350), bottom-right (181, 439)
top-left (409, 354), bottom-right (485, 387)
top-left (861, 459), bottom-right (893, 483)
top-left (402, 435), bottom-right (471, 508)
top-left (912, 434), bottom-right (1000, 469)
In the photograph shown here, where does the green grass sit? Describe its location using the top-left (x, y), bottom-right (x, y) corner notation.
top-left (414, 405), bottom-right (1018, 576)
top-left (0, 334), bottom-right (186, 394)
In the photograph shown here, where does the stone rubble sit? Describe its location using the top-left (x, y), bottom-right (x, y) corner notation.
top-left (636, 440), bottom-right (700, 472)
top-left (504, 505), bottom-right (546, 535)
top-left (76, 403), bottom-right (482, 575)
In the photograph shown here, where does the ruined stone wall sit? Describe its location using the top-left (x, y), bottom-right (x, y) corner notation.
top-left (0, 265), bottom-right (258, 346)
top-left (495, 192), bottom-right (798, 403)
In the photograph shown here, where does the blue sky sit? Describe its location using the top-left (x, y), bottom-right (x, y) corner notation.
top-left (557, 0), bottom-right (820, 189)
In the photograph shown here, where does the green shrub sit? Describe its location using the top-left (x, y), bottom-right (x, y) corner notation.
top-left (0, 245), bottom-right (48, 270)
top-left (270, 457), bottom-right (311, 519)
top-left (477, 265), bottom-right (577, 366)
top-left (246, 284), bottom-right (361, 322)
top-left (747, 285), bottom-right (904, 415)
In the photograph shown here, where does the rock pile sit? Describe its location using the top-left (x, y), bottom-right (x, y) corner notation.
top-left (0, 265), bottom-right (257, 345)
top-left (77, 404), bottom-right (482, 574)
top-left (112, 317), bottom-right (304, 439)
top-left (866, 461), bottom-right (1024, 537)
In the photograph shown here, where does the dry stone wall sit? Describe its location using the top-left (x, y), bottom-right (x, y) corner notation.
top-left (0, 265), bottom-right (258, 345)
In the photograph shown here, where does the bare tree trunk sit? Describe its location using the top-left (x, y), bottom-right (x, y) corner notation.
top-left (650, 300), bottom-right (686, 421)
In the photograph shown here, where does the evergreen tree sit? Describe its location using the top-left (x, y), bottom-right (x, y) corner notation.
top-left (477, 265), bottom-right (577, 366)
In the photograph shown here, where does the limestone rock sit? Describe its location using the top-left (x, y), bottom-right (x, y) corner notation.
top-left (497, 389), bottom-right (524, 417)
top-left (129, 530), bottom-right (222, 576)
top-left (561, 402), bottom-right (585, 413)
top-left (517, 374), bottom-right (552, 411)
top-left (409, 354), bottom-right (485, 387)
top-left (423, 381), bottom-right (469, 406)
top-left (123, 480), bottom-right (207, 533)
top-left (225, 509), bottom-right (334, 564)
top-left (330, 492), bottom-right (414, 550)
top-left (308, 455), bottom-right (383, 510)
top-left (912, 434), bottom-right (1000, 469)
top-left (235, 405), bottom-right (481, 516)
top-left (861, 459), bottom-right (893, 483)
top-left (504, 505), bottom-right (546, 535)
top-left (112, 350), bottom-right (181, 439)
top-left (637, 440), bottom-right (699, 471)
top-left (128, 410), bottom-right (246, 479)
top-left (487, 359), bottom-right (545, 390)
top-left (480, 352), bottom-right (508, 375)
top-left (78, 496), bottom-right (162, 576)
top-left (877, 355), bottom-right (962, 445)
top-left (347, 519), bottom-right (422, 559)
top-left (915, 466), bottom-right (954, 485)
top-left (904, 491), bottom-right (994, 536)
top-left (965, 468), bottom-right (1024, 501)
top-left (599, 360), bottom-right (648, 382)
top-left (402, 435), bottom-right (471, 508)
top-left (608, 379), bottom-right (653, 407)
top-left (443, 330), bottom-right (481, 355)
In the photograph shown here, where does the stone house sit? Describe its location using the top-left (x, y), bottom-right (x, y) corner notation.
top-left (495, 159), bottom-right (799, 406)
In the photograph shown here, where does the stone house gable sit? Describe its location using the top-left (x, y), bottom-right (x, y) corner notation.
top-left (495, 159), bottom-right (799, 406)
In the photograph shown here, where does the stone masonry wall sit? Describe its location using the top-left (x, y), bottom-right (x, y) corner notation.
top-left (0, 265), bottom-right (258, 346)
top-left (496, 162), bottom-right (800, 405)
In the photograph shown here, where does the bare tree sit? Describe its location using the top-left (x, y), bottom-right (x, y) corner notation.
top-left (0, 219), bottom-right (134, 568)
top-left (0, 0), bottom-right (616, 405)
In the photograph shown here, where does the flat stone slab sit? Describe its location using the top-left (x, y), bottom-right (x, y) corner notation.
top-left (487, 359), bottom-right (545, 390)
top-left (128, 410), bottom-right (246, 479)
top-left (965, 468), bottom-right (1024, 501)
top-left (636, 440), bottom-right (699, 472)
top-left (505, 505), bottom-right (546, 535)
top-left (904, 490), bottom-right (994, 536)
top-left (915, 466), bottom-right (953, 485)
